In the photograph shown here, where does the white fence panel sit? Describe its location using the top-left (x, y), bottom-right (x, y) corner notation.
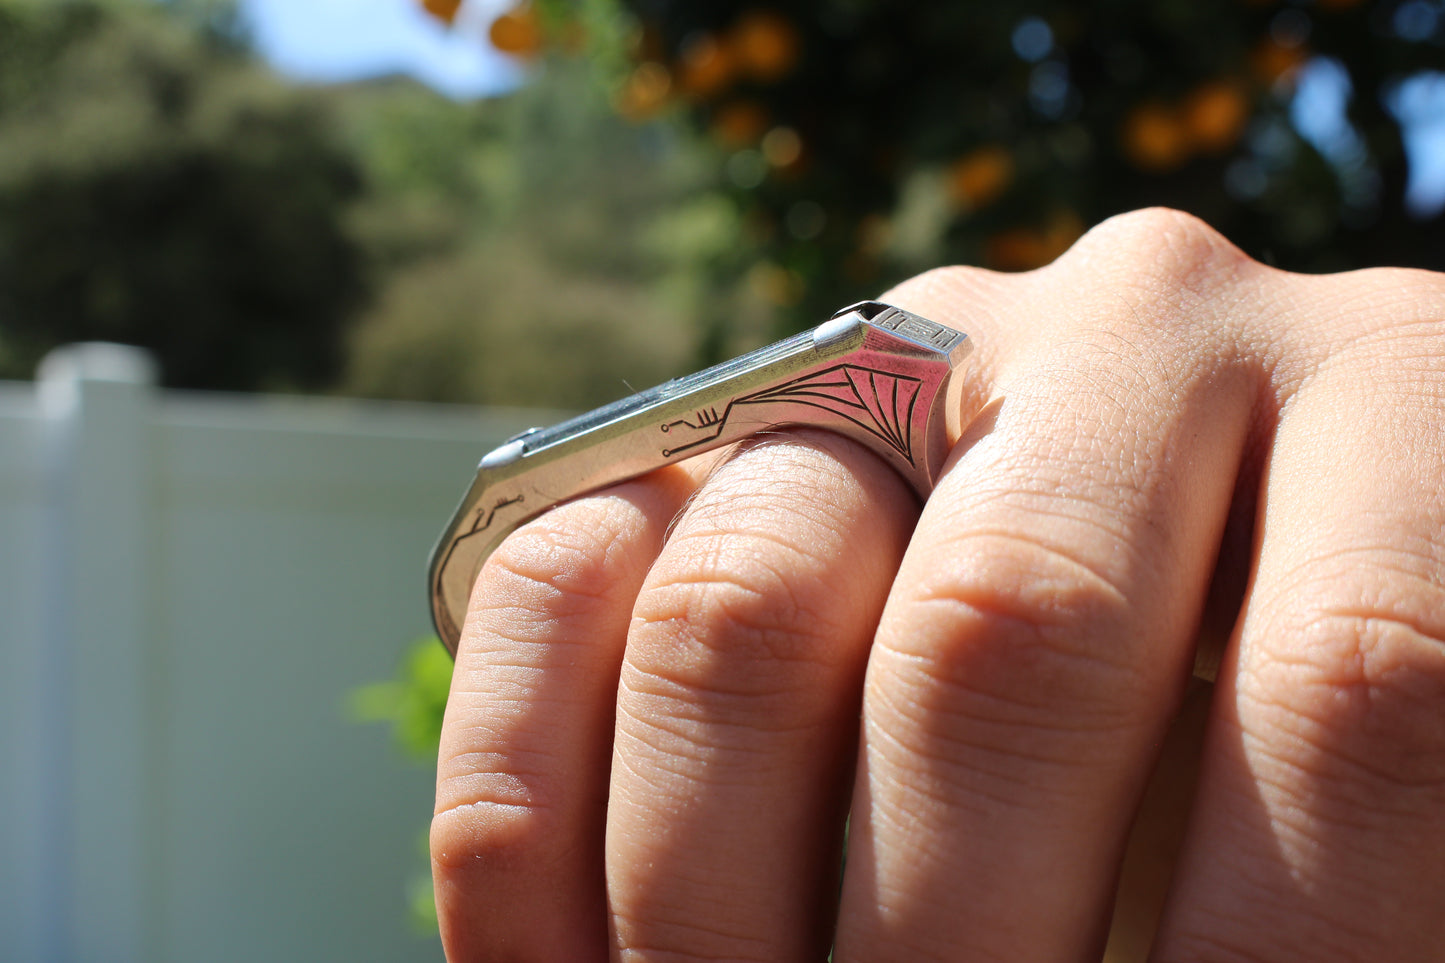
top-left (0, 381), bottom-right (54, 963)
top-left (0, 344), bottom-right (555, 962)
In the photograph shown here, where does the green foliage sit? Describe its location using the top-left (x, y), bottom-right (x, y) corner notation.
top-left (348, 636), bottom-right (452, 936)
top-left (405, 843), bottom-right (441, 935)
top-left (339, 57), bottom-right (778, 407)
top-left (546, 0), bottom-right (1444, 336)
top-left (0, 0), bottom-right (781, 404)
top-left (348, 635), bottom-right (454, 761)
top-left (0, 0), bottom-right (367, 389)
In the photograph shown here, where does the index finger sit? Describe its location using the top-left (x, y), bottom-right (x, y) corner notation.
top-left (432, 465), bottom-right (697, 960)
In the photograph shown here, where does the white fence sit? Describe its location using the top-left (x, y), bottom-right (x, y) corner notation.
top-left (0, 344), bottom-right (554, 962)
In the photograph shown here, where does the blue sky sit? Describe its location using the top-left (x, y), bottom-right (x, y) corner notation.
top-left (240, 0), bottom-right (522, 99)
top-left (1390, 72), bottom-right (1445, 215)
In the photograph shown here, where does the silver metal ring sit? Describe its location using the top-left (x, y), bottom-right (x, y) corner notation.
top-left (428, 301), bottom-right (972, 656)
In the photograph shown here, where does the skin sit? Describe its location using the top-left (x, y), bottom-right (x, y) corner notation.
top-left (430, 209), bottom-right (1445, 962)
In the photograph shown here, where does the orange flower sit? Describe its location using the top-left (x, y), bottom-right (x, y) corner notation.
top-left (731, 10), bottom-right (801, 82)
top-left (1184, 81), bottom-right (1250, 153)
top-left (855, 214), bottom-right (893, 256)
top-left (946, 146), bottom-right (1014, 208)
top-left (711, 100), bottom-right (770, 147)
top-left (490, 6), bottom-right (543, 57)
top-left (614, 62), bottom-right (673, 121)
top-left (1121, 102), bottom-right (1191, 172)
top-left (843, 252), bottom-right (880, 283)
top-left (761, 126), bottom-right (803, 168)
top-left (1251, 39), bottom-right (1307, 84)
top-left (986, 211), bottom-right (1083, 271)
top-left (421, 0), bottom-right (463, 25)
top-left (748, 262), bottom-right (805, 306)
top-left (678, 34), bottom-right (737, 99)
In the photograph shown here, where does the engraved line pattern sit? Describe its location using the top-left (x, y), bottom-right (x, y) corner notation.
top-left (438, 495), bottom-right (524, 588)
top-left (870, 307), bottom-right (963, 349)
top-left (660, 363), bottom-right (922, 464)
top-left (432, 493), bottom-right (526, 639)
top-left (472, 495), bottom-right (525, 534)
top-left (661, 407), bottom-right (721, 432)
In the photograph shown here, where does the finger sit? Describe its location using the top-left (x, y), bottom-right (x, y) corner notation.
top-left (1101, 677), bottom-right (1212, 962)
top-left (1154, 274), bottom-right (1445, 962)
top-left (431, 466), bottom-right (695, 962)
top-left (606, 431), bottom-right (917, 960)
top-left (836, 211), bottom-right (1262, 961)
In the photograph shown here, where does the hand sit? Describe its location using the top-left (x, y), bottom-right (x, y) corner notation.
top-left (430, 209), bottom-right (1445, 962)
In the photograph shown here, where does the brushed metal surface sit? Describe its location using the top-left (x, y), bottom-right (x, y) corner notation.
top-left (428, 301), bottom-right (972, 656)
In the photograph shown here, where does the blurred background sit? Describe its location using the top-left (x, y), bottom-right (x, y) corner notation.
top-left (4, 0), bottom-right (1444, 406)
top-left (0, 0), bottom-right (1442, 960)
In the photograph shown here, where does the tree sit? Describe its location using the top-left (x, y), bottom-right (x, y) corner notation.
top-left (453, 0), bottom-right (1445, 340)
top-left (0, 0), bottom-right (367, 390)
top-left (340, 58), bottom-right (769, 408)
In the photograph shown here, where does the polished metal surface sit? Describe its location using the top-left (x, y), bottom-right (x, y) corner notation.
top-left (428, 301), bottom-right (972, 656)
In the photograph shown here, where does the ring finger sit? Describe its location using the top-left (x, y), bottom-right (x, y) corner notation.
top-left (838, 213), bottom-right (1263, 960)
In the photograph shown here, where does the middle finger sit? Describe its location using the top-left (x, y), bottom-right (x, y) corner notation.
top-left (606, 430), bottom-right (918, 960)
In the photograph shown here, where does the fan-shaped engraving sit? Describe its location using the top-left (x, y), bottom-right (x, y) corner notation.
top-left (661, 364), bottom-right (922, 463)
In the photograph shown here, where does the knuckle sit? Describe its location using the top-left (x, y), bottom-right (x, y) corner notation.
top-left (1066, 207), bottom-right (1248, 289)
top-left (630, 447), bottom-right (887, 682)
top-left (1317, 267), bottom-right (1445, 356)
top-left (1350, 264), bottom-right (1445, 304)
top-left (634, 539), bottom-right (839, 672)
top-left (696, 438), bottom-right (863, 530)
top-left (909, 530), bottom-right (1133, 657)
top-left (619, 442), bottom-right (901, 725)
top-left (612, 912), bottom-right (773, 963)
top-left (881, 532), bottom-right (1151, 739)
top-left (624, 517), bottom-right (871, 721)
top-left (429, 793), bottom-right (552, 874)
top-left (476, 508), bottom-right (628, 620)
top-left (1246, 593), bottom-right (1445, 795)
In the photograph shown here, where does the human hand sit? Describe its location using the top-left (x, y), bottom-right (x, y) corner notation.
top-left (431, 209), bottom-right (1445, 962)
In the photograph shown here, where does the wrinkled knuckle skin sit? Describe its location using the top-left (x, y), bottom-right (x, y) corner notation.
top-left (633, 539), bottom-right (847, 678)
top-left (612, 913), bottom-right (778, 963)
top-left (883, 533), bottom-right (1152, 739)
top-left (474, 510), bottom-right (628, 625)
top-left (1246, 600), bottom-right (1445, 799)
top-left (625, 439), bottom-right (898, 715)
top-left (429, 796), bottom-right (551, 876)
